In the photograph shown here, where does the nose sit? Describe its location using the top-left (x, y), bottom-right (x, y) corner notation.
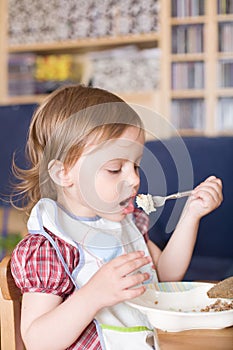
top-left (117, 164), bottom-right (140, 195)
top-left (127, 164), bottom-right (140, 188)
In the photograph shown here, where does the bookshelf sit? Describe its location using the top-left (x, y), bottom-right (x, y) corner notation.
top-left (160, 0), bottom-right (233, 135)
top-left (217, 1), bottom-right (233, 132)
top-left (0, 0), bottom-right (232, 135)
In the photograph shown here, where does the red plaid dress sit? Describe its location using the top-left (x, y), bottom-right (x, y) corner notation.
top-left (11, 209), bottom-right (149, 350)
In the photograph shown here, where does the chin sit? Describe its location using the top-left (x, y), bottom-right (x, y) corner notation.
top-left (100, 212), bottom-right (126, 222)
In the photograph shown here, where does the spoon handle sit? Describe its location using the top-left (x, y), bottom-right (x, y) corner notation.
top-left (167, 190), bottom-right (193, 200)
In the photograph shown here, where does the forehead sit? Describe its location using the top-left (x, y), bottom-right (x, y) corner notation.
top-left (84, 126), bottom-right (145, 164)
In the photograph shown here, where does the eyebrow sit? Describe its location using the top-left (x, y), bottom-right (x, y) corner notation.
top-left (104, 155), bottom-right (143, 164)
top-left (104, 159), bottom-right (123, 165)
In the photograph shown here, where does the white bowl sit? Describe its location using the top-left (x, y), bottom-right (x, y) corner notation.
top-left (126, 282), bottom-right (233, 332)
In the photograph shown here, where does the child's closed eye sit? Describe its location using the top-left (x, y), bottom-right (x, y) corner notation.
top-left (107, 168), bottom-right (121, 174)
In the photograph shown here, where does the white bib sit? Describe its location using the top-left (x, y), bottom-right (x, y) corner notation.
top-left (28, 198), bottom-right (160, 350)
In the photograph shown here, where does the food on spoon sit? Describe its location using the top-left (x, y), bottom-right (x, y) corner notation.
top-left (136, 194), bottom-right (156, 215)
top-left (207, 276), bottom-right (233, 299)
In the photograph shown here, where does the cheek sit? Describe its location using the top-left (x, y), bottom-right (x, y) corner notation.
top-left (95, 173), bottom-right (119, 202)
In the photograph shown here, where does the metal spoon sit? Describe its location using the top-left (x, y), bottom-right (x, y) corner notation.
top-left (136, 190), bottom-right (193, 214)
top-left (152, 190), bottom-right (193, 208)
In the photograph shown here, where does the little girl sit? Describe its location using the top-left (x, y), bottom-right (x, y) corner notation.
top-left (11, 85), bottom-right (222, 350)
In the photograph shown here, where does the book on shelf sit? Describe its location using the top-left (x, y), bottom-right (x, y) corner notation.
top-left (218, 22), bottom-right (233, 52)
top-left (8, 54), bottom-right (36, 96)
top-left (217, 97), bottom-right (233, 131)
top-left (171, 0), bottom-right (204, 17)
top-left (172, 24), bottom-right (204, 54)
top-left (171, 98), bottom-right (205, 130)
top-left (219, 59), bottom-right (233, 87)
top-left (218, 0), bottom-right (233, 14)
top-left (172, 61), bottom-right (204, 89)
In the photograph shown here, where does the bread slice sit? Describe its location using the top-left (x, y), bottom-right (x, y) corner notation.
top-left (207, 276), bottom-right (233, 299)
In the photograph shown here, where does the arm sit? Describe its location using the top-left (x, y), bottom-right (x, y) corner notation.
top-left (148, 176), bottom-right (223, 282)
top-left (20, 251), bottom-right (151, 350)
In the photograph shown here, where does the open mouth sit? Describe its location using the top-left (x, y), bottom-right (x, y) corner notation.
top-left (120, 196), bottom-right (135, 215)
top-left (119, 196), bottom-right (132, 207)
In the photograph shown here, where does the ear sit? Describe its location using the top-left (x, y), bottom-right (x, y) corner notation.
top-left (48, 160), bottom-right (73, 187)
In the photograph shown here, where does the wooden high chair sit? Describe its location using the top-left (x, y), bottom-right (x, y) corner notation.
top-left (0, 255), bottom-right (24, 350)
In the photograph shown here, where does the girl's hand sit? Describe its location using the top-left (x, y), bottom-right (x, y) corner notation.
top-left (84, 251), bottom-right (151, 310)
top-left (186, 176), bottom-right (223, 219)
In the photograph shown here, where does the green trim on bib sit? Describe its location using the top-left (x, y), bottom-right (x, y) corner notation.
top-left (100, 324), bottom-right (152, 332)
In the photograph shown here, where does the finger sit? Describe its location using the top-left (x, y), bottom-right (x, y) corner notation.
top-left (193, 180), bottom-right (222, 200)
top-left (205, 177), bottom-right (222, 190)
top-left (117, 255), bottom-right (152, 277)
top-left (192, 188), bottom-right (222, 208)
top-left (110, 251), bottom-right (146, 268)
top-left (122, 285), bottom-right (147, 301)
top-left (195, 177), bottom-right (222, 190)
top-left (193, 181), bottom-right (223, 203)
top-left (204, 175), bottom-right (217, 182)
top-left (194, 184), bottom-right (219, 199)
top-left (121, 272), bottom-right (151, 290)
top-left (192, 190), bottom-right (214, 207)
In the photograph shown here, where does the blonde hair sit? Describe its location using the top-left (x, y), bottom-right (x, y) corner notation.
top-left (11, 85), bottom-right (143, 214)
